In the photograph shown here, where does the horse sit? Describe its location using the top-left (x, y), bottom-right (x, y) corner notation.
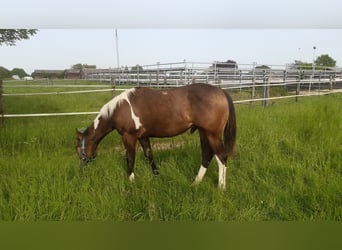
top-left (75, 83), bottom-right (236, 189)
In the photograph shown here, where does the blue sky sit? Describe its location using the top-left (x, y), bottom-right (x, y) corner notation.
top-left (1, 1), bottom-right (342, 74)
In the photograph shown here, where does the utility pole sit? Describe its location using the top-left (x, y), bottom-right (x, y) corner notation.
top-left (115, 29), bottom-right (120, 69)
top-left (309, 46), bottom-right (316, 93)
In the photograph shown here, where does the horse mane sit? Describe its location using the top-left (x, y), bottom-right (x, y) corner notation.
top-left (94, 88), bottom-right (136, 129)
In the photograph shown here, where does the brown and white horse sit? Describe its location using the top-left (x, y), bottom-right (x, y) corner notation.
top-left (76, 83), bottom-right (236, 189)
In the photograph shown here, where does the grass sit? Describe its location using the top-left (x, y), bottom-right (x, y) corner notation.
top-left (0, 82), bottom-right (341, 221)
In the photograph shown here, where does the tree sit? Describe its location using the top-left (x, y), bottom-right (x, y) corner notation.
top-left (72, 63), bottom-right (83, 70)
top-left (131, 65), bottom-right (143, 72)
top-left (0, 29), bottom-right (38, 46)
top-left (0, 66), bottom-right (11, 79)
top-left (11, 68), bottom-right (28, 78)
top-left (315, 54), bottom-right (336, 68)
top-left (72, 63), bottom-right (96, 70)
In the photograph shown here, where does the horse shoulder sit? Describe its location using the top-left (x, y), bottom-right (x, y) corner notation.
top-left (112, 101), bottom-right (137, 132)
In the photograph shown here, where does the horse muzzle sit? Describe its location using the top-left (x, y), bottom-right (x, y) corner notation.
top-left (79, 156), bottom-right (96, 169)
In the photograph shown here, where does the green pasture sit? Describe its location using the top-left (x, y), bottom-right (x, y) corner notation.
top-left (0, 81), bottom-right (341, 221)
top-left (2, 79), bottom-right (113, 94)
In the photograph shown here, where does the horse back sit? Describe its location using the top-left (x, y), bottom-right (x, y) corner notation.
top-left (117, 84), bottom-right (229, 137)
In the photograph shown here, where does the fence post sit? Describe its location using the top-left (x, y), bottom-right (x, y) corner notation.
top-left (329, 75), bottom-right (333, 91)
top-left (296, 71), bottom-right (301, 102)
top-left (239, 70), bottom-right (242, 92)
top-left (250, 76), bottom-right (255, 107)
top-left (214, 62), bottom-right (217, 84)
top-left (137, 65), bottom-right (140, 86)
top-left (111, 77), bottom-right (116, 97)
top-left (164, 72), bottom-right (167, 85)
top-left (156, 66), bottom-right (159, 87)
top-left (262, 72), bottom-right (269, 107)
top-left (0, 80), bottom-right (3, 124)
top-left (283, 69), bottom-right (287, 89)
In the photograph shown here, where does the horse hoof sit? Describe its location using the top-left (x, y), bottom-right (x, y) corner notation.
top-left (153, 169), bottom-right (160, 176)
top-left (128, 173), bottom-right (135, 182)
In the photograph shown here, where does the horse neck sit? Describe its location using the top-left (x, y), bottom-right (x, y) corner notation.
top-left (91, 121), bottom-right (114, 146)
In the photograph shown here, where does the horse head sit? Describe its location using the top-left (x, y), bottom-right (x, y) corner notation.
top-left (75, 128), bottom-right (97, 168)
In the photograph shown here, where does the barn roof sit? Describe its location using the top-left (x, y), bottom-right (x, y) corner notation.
top-left (33, 70), bottom-right (64, 74)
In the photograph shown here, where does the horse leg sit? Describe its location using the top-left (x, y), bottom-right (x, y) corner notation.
top-left (206, 134), bottom-right (228, 190)
top-left (122, 134), bottom-right (137, 181)
top-left (139, 137), bottom-right (159, 176)
top-left (194, 129), bottom-right (214, 184)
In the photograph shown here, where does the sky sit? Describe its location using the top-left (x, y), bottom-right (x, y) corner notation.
top-left (1, 0), bottom-right (342, 74)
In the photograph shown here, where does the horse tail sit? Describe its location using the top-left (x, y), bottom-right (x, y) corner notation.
top-left (223, 91), bottom-right (237, 157)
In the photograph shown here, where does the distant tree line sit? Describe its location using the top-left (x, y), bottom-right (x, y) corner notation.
top-left (290, 54), bottom-right (337, 70)
top-left (315, 54), bottom-right (336, 67)
top-left (0, 66), bottom-right (29, 80)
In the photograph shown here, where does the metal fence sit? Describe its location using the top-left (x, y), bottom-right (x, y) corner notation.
top-left (84, 61), bottom-right (342, 88)
top-left (84, 61), bottom-right (342, 107)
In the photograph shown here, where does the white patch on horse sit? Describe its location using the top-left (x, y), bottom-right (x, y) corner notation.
top-left (129, 172), bottom-right (135, 181)
top-left (215, 156), bottom-right (227, 190)
top-left (94, 88), bottom-right (142, 130)
top-left (128, 104), bottom-right (142, 130)
top-left (194, 165), bottom-right (207, 184)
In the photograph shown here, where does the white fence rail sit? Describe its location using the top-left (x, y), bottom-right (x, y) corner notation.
top-left (3, 89), bottom-right (341, 118)
top-left (3, 112), bottom-right (99, 118)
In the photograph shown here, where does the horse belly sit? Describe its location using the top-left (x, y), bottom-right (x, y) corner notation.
top-left (143, 114), bottom-right (192, 138)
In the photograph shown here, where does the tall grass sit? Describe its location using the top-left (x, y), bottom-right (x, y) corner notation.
top-left (235, 95), bottom-right (341, 220)
top-left (0, 86), bottom-right (341, 221)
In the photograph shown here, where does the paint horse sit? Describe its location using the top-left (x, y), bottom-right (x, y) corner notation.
top-left (76, 83), bottom-right (236, 189)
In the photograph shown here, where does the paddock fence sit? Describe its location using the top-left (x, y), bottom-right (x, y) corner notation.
top-left (2, 62), bottom-right (342, 118)
top-left (84, 61), bottom-right (342, 87)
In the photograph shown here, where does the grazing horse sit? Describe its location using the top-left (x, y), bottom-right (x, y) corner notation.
top-left (75, 83), bottom-right (236, 189)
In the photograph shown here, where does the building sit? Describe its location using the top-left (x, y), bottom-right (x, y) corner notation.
top-left (32, 70), bottom-right (64, 79)
top-left (64, 69), bottom-right (81, 79)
